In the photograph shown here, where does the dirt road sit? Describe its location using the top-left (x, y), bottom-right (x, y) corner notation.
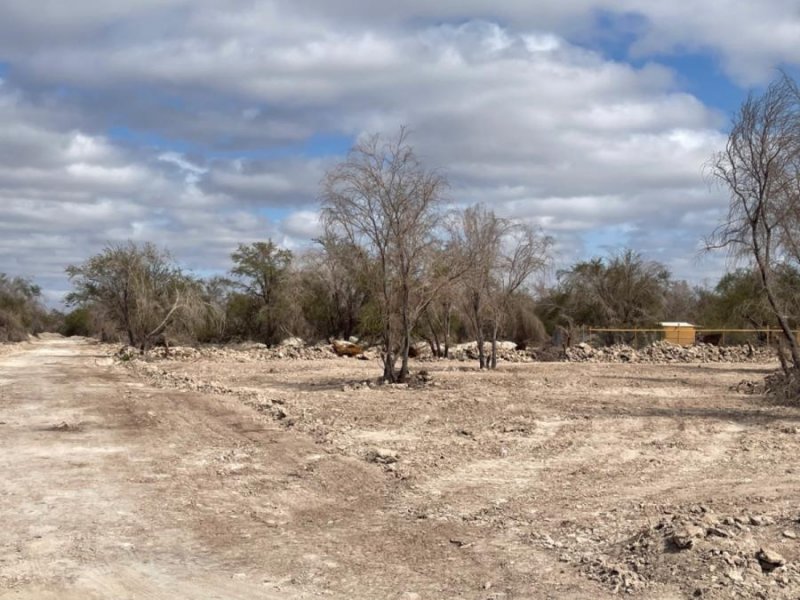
top-left (0, 337), bottom-right (304, 598)
top-left (3, 337), bottom-right (800, 599)
top-left (1, 337), bottom-right (564, 600)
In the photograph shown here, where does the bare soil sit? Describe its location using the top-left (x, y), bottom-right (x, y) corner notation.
top-left (2, 337), bottom-right (800, 599)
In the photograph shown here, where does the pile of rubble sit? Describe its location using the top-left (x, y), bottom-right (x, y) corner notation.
top-left (576, 506), bottom-right (800, 596)
top-left (120, 358), bottom-right (289, 421)
top-left (527, 503), bottom-right (800, 596)
top-left (441, 341), bottom-right (534, 363)
top-left (116, 338), bottom-right (374, 363)
top-left (565, 340), bottom-right (776, 364)
top-left (113, 337), bottom-right (777, 366)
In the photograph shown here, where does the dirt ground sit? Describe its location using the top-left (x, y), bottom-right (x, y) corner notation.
top-left (2, 337), bottom-right (800, 599)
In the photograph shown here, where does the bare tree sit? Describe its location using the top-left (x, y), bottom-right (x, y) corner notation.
top-left (321, 128), bottom-right (467, 382)
top-left (455, 205), bottom-right (551, 369)
top-left (454, 205), bottom-right (506, 369)
top-left (708, 72), bottom-right (800, 370)
top-left (486, 222), bottom-right (552, 368)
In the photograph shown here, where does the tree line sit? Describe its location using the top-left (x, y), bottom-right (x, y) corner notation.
top-left (53, 238), bottom-right (800, 364)
top-left (8, 72), bottom-right (800, 381)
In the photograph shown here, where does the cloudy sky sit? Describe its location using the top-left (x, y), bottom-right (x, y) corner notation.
top-left (1, 1), bottom-right (799, 304)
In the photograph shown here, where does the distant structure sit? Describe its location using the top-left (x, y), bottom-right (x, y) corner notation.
top-left (660, 322), bottom-right (696, 345)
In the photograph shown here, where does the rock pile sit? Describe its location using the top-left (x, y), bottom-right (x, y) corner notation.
top-left (574, 506), bottom-right (800, 596)
top-left (420, 341), bottom-right (538, 363)
top-left (120, 340), bottom-right (341, 362)
top-left (565, 340), bottom-right (775, 364)
top-left (114, 338), bottom-right (776, 366)
top-left (120, 358), bottom-right (288, 421)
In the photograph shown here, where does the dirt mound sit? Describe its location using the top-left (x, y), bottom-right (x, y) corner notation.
top-left (566, 340), bottom-right (775, 364)
top-left (574, 506), bottom-right (800, 596)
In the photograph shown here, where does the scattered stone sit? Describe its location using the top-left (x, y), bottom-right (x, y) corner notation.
top-left (365, 448), bottom-right (399, 465)
top-left (45, 421), bottom-right (81, 432)
top-left (277, 337), bottom-right (305, 348)
top-left (415, 370), bottom-right (432, 384)
top-left (726, 569), bottom-right (743, 582)
top-left (707, 527), bottom-right (731, 538)
top-left (672, 525), bottom-right (706, 550)
top-left (756, 548), bottom-right (786, 571)
top-left (782, 530), bottom-right (797, 539)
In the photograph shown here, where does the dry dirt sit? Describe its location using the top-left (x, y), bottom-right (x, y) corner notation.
top-left (2, 337), bottom-right (800, 599)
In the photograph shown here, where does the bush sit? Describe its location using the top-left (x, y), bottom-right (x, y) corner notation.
top-left (60, 308), bottom-right (92, 337)
top-left (0, 309), bottom-right (28, 342)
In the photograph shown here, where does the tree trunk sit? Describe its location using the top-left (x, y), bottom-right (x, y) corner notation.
top-left (382, 316), bottom-right (396, 382)
top-left (476, 327), bottom-right (485, 369)
top-left (426, 337), bottom-right (436, 357)
top-left (443, 304), bottom-right (451, 359)
top-left (399, 320), bottom-right (411, 383)
top-left (398, 280), bottom-right (411, 383)
top-left (427, 315), bottom-right (441, 357)
top-left (490, 321), bottom-right (499, 369)
top-left (753, 225), bottom-right (800, 369)
top-left (382, 349), bottom-right (396, 382)
top-left (472, 292), bottom-right (486, 369)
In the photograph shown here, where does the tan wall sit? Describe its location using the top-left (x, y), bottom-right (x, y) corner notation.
top-left (663, 327), bottom-right (695, 345)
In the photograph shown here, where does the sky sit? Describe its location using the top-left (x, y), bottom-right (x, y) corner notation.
top-left (2, 1), bottom-right (800, 305)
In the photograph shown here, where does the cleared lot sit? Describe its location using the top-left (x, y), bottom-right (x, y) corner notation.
top-left (2, 337), bottom-right (799, 598)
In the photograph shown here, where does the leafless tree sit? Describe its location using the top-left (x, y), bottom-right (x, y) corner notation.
top-left (708, 72), bottom-right (800, 371)
top-left (454, 205), bottom-right (506, 368)
top-left (486, 222), bottom-right (552, 368)
top-left (455, 205), bottom-right (551, 369)
top-left (321, 128), bottom-right (469, 382)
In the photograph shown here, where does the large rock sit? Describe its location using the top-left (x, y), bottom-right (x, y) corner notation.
top-left (331, 340), bottom-right (364, 357)
top-left (756, 548), bottom-right (786, 571)
top-left (671, 525), bottom-right (706, 550)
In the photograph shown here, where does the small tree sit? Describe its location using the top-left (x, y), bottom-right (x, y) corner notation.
top-left (66, 242), bottom-right (204, 353)
top-left (229, 240), bottom-right (293, 344)
top-left (299, 233), bottom-right (371, 341)
top-left (486, 222), bottom-right (551, 368)
top-left (455, 205), bottom-right (506, 369)
top-left (454, 205), bottom-right (551, 369)
top-left (562, 251), bottom-right (669, 328)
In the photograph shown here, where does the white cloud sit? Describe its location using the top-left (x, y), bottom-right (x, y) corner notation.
top-left (0, 1), bottom-right (796, 301)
